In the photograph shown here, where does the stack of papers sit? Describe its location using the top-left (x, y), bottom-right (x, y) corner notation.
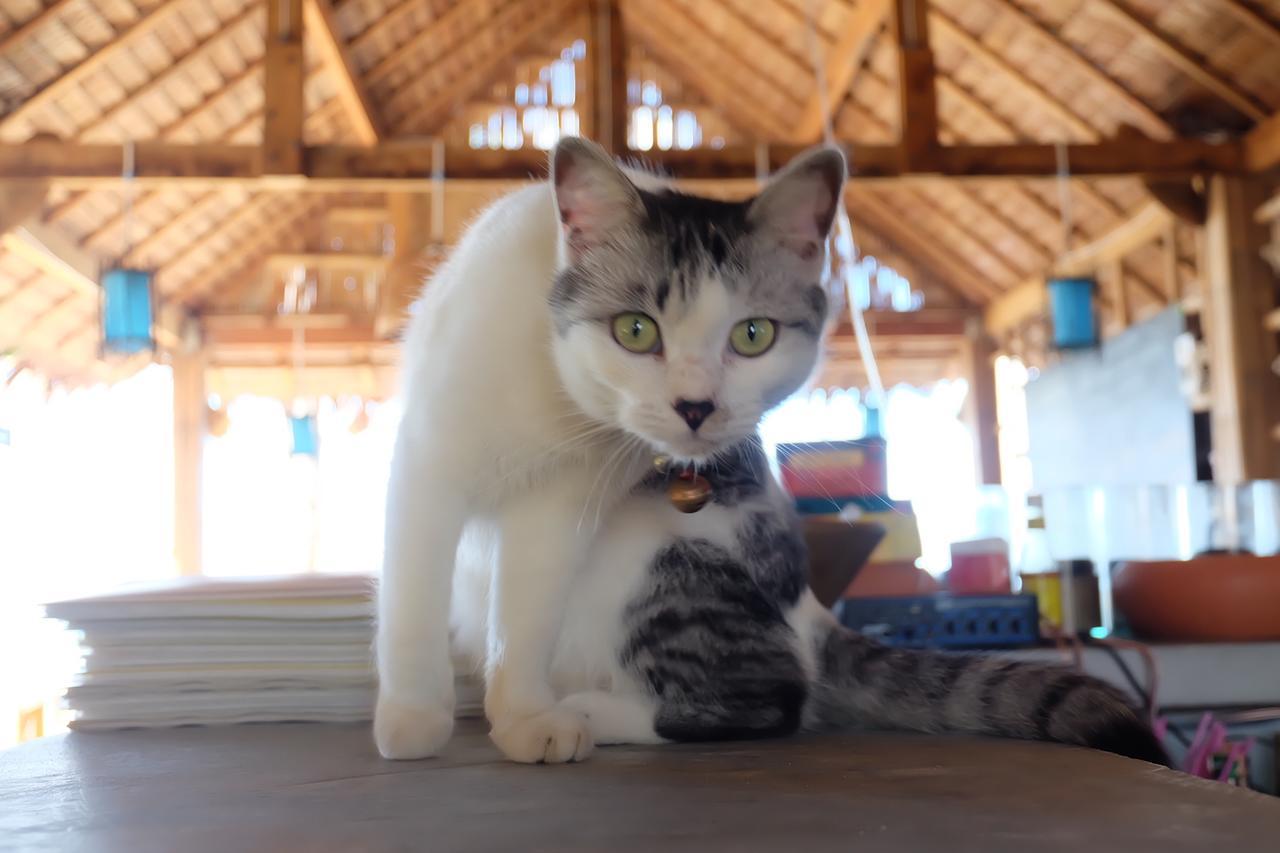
top-left (45, 574), bottom-right (481, 730)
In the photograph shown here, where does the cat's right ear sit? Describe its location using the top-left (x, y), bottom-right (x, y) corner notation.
top-left (551, 138), bottom-right (642, 262)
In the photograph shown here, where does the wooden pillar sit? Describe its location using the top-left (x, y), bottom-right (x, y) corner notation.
top-left (587, 0), bottom-right (628, 154)
top-left (963, 322), bottom-right (1002, 485)
top-left (377, 192), bottom-right (433, 338)
top-left (171, 347), bottom-right (206, 576)
top-left (264, 0), bottom-right (305, 175)
top-left (1202, 174), bottom-right (1280, 483)
top-left (893, 0), bottom-right (938, 170)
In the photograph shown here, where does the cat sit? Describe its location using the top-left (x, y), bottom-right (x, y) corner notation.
top-left (375, 137), bottom-right (1167, 767)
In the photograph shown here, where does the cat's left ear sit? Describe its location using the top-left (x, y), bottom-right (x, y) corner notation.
top-left (747, 147), bottom-right (846, 261)
top-left (552, 137), bottom-right (643, 262)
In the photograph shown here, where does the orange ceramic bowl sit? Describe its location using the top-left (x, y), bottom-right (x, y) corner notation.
top-left (1112, 555), bottom-right (1280, 641)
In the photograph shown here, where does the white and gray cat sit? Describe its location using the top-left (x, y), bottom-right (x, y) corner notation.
top-left (375, 138), bottom-right (1167, 766)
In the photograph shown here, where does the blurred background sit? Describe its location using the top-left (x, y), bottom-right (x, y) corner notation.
top-left (1, 0), bottom-right (1279, 790)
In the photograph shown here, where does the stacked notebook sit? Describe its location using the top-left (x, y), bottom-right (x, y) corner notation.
top-left (45, 574), bottom-right (481, 731)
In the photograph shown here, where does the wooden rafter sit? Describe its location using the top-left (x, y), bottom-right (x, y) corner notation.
top-left (627, 8), bottom-right (815, 139)
top-left (79, 5), bottom-right (264, 143)
top-left (633, 0), bottom-right (800, 134)
top-left (795, 0), bottom-right (891, 144)
top-left (125, 188), bottom-right (255, 267)
top-left (1213, 0), bottom-right (1280, 55)
top-left (980, 0), bottom-right (1173, 140)
top-left (904, 188), bottom-right (1025, 283)
top-left (0, 0), bottom-right (191, 140)
top-left (0, 0), bottom-right (81, 56)
top-left (1094, 0), bottom-right (1268, 122)
top-left (668, 0), bottom-right (812, 101)
top-left (849, 189), bottom-right (998, 303)
top-left (181, 197), bottom-right (333, 309)
top-left (350, 0), bottom-right (436, 54)
top-left (304, 0), bottom-right (384, 145)
top-left (363, 0), bottom-right (495, 89)
top-left (929, 9), bottom-right (1098, 141)
top-left (393, 0), bottom-right (580, 134)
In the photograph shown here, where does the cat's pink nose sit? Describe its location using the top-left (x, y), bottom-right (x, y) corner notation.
top-left (673, 399), bottom-right (715, 431)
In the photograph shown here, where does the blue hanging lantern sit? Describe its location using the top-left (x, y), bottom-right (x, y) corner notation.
top-left (100, 268), bottom-right (155, 354)
top-left (1046, 276), bottom-right (1098, 349)
top-left (290, 414), bottom-right (319, 457)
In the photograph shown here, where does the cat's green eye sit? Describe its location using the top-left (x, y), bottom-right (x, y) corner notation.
top-left (729, 318), bottom-right (776, 357)
top-left (612, 312), bottom-right (661, 354)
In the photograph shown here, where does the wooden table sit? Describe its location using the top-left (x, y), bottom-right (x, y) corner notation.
top-left (2, 720), bottom-right (1278, 851)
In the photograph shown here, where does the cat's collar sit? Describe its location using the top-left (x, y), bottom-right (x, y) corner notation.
top-left (653, 455), bottom-right (712, 513)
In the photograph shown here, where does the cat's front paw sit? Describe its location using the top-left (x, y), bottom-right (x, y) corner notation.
top-left (374, 694), bottom-right (454, 760)
top-left (489, 708), bottom-right (594, 764)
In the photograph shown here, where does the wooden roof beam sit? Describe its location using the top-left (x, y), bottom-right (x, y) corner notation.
top-left (794, 0), bottom-right (892, 144)
top-left (0, 138), bottom-right (1249, 186)
top-left (0, 0), bottom-right (191, 140)
top-left (895, 0), bottom-right (940, 169)
top-left (264, 0), bottom-right (306, 175)
top-left (1094, 0), bottom-right (1268, 122)
top-left (304, 0), bottom-right (384, 145)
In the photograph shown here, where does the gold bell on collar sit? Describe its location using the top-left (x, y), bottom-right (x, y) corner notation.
top-left (655, 455), bottom-right (712, 514)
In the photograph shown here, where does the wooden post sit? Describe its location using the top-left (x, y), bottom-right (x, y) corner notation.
top-left (171, 345), bottom-right (206, 576)
top-left (377, 192), bottom-right (433, 338)
top-left (588, 0), bottom-right (628, 154)
top-left (264, 0), bottom-right (306, 175)
top-left (963, 320), bottom-right (1002, 485)
top-left (893, 0), bottom-right (938, 170)
top-left (1202, 174), bottom-right (1280, 483)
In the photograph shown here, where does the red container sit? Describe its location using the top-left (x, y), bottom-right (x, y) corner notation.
top-left (776, 440), bottom-right (887, 499)
top-left (948, 538), bottom-right (1012, 595)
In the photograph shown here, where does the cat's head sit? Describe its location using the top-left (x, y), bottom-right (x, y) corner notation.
top-left (548, 138), bottom-right (844, 463)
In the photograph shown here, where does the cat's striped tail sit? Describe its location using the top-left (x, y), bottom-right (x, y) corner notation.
top-left (807, 625), bottom-right (1170, 766)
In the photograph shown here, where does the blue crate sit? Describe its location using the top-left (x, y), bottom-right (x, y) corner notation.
top-left (834, 594), bottom-right (1040, 649)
